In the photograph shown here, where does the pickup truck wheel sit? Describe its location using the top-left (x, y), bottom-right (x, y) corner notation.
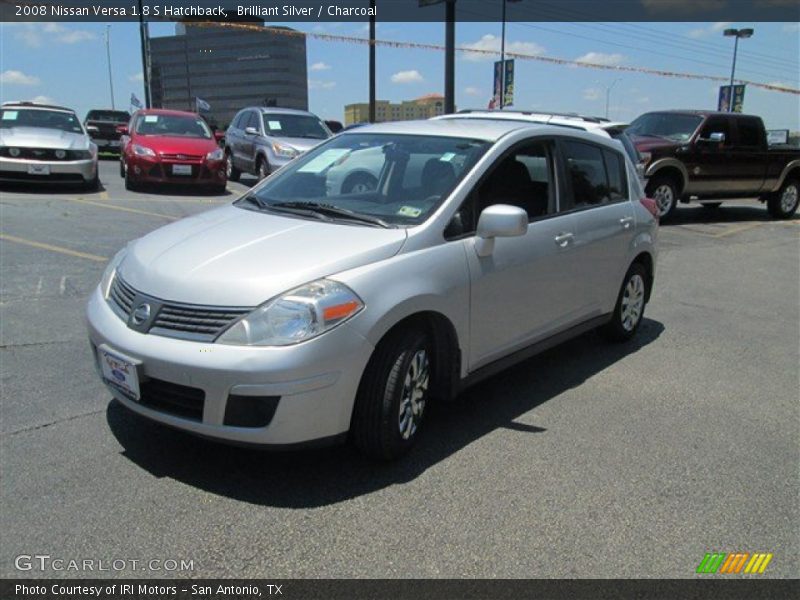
top-left (225, 151), bottom-right (240, 182)
top-left (600, 263), bottom-right (648, 343)
top-left (351, 327), bottom-right (432, 460)
top-left (768, 179), bottom-right (799, 219)
top-left (646, 176), bottom-right (679, 220)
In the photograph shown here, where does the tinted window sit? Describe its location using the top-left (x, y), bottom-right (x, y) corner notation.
top-left (628, 112), bottom-right (703, 142)
top-left (602, 149), bottom-right (627, 201)
top-left (737, 118), bottom-right (762, 147)
top-left (262, 113), bottom-right (330, 140)
top-left (563, 141), bottom-right (609, 208)
top-left (86, 110), bottom-right (130, 122)
top-left (699, 118), bottom-right (731, 142)
top-left (231, 112), bottom-right (244, 129)
top-left (134, 114), bottom-right (212, 139)
top-left (610, 131), bottom-right (640, 165)
top-left (245, 111), bottom-right (259, 131)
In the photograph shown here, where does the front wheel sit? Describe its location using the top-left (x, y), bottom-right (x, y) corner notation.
top-left (767, 179), bottom-right (799, 219)
top-left (225, 151), bottom-right (240, 182)
top-left (256, 157), bottom-right (269, 181)
top-left (600, 263), bottom-right (649, 343)
top-left (351, 327), bottom-right (432, 460)
top-left (646, 175), bottom-right (679, 221)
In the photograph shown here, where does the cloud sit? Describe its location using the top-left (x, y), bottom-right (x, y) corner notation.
top-left (31, 95), bottom-right (56, 104)
top-left (583, 87), bottom-right (602, 101)
top-left (308, 79), bottom-right (336, 90)
top-left (687, 21), bottom-right (732, 38)
top-left (0, 69), bottom-right (40, 85)
top-left (461, 34), bottom-right (545, 62)
top-left (10, 22), bottom-right (96, 47)
top-left (128, 72), bottom-right (144, 83)
top-left (575, 52), bottom-right (626, 66)
top-left (391, 70), bottom-right (424, 84)
top-left (310, 62), bottom-right (331, 71)
top-left (464, 86), bottom-right (483, 96)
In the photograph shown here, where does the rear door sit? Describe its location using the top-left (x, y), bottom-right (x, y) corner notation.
top-left (730, 116), bottom-right (769, 193)
top-left (557, 139), bottom-right (636, 315)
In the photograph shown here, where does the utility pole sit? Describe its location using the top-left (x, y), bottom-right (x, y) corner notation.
top-left (605, 78), bottom-right (621, 119)
top-left (104, 26), bottom-right (115, 109)
top-left (444, 0), bottom-right (455, 114)
top-left (499, 1), bottom-right (506, 109)
top-left (723, 27), bottom-right (754, 112)
top-left (369, 0), bottom-right (376, 123)
top-left (137, 0), bottom-right (151, 108)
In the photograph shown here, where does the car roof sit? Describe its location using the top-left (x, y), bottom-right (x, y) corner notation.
top-left (436, 110), bottom-right (631, 134)
top-left (134, 108), bottom-right (201, 117)
top-left (340, 118), bottom-right (550, 141)
top-left (2, 101), bottom-right (74, 113)
top-left (248, 107), bottom-right (319, 117)
top-left (638, 109), bottom-right (760, 119)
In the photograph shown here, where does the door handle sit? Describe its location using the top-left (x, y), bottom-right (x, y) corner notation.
top-left (619, 216), bottom-right (634, 229)
top-left (554, 232), bottom-right (574, 247)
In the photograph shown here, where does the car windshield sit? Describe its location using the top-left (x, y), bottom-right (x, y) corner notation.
top-left (262, 114), bottom-right (330, 140)
top-left (627, 113), bottom-right (703, 142)
top-left (86, 110), bottom-right (130, 122)
top-left (0, 108), bottom-right (83, 133)
top-left (135, 114), bottom-right (211, 138)
top-left (238, 132), bottom-right (490, 227)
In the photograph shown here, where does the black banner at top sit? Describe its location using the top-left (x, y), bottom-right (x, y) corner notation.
top-left (2, 0), bottom-right (800, 23)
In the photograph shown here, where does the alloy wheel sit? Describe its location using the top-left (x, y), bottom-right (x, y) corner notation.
top-left (621, 274), bottom-right (645, 332)
top-left (398, 349), bottom-right (429, 440)
top-left (781, 183), bottom-right (798, 213)
top-left (653, 184), bottom-right (674, 217)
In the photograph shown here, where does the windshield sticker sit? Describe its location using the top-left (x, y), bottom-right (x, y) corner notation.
top-left (268, 121), bottom-right (282, 130)
top-left (397, 206), bottom-right (422, 217)
top-left (143, 115), bottom-right (158, 123)
top-left (440, 152), bottom-right (456, 162)
top-left (1, 111), bottom-right (18, 120)
top-left (297, 149), bottom-right (352, 173)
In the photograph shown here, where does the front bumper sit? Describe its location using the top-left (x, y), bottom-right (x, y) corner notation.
top-left (86, 287), bottom-right (374, 446)
top-left (0, 156), bottom-right (97, 183)
top-left (125, 155), bottom-right (226, 186)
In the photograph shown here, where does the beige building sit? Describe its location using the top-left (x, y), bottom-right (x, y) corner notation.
top-left (344, 94), bottom-right (452, 125)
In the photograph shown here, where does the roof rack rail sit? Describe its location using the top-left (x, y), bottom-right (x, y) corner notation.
top-left (455, 108), bottom-right (611, 124)
top-left (2, 100), bottom-right (73, 112)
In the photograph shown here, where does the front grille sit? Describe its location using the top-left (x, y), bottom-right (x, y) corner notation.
top-left (0, 147), bottom-right (85, 161)
top-left (109, 275), bottom-right (251, 342)
top-left (139, 377), bottom-right (205, 421)
top-left (160, 153), bottom-right (203, 161)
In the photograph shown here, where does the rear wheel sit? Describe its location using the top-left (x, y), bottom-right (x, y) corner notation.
top-left (767, 178), bottom-right (799, 219)
top-left (600, 263), bottom-right (649, 342)
top-left (646, 175), bottom-right (679, 221)
top-left (351, 327), bottom-right (432, 460)
top-left (225, 150), bottom-right (240, 182)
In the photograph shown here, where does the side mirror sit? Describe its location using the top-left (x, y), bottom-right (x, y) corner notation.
top-left (244, 126), bottom-right (259, 136)
top-left (474, 204), bottom-right (527, 257)
top-left (115, 125), bottom-right (128, 135)
top-left (698, 132), bottom-right (725, 144)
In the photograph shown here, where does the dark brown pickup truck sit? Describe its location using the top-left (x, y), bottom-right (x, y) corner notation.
top-left (627, 110), bottom-right (800, 220)
top-left (84, 109), bottom-right (130, 155)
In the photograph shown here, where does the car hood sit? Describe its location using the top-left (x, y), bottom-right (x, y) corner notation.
top-left (630, 135), bottom-right (681, 154)
top-left (271, 136), bottom-right (327, 153)
top-left (135, 135), bottom-right (218, 156)
top-left (118, 204), bottom-right (408, 306)
top-left (0, 127), bottom-right (90, 150)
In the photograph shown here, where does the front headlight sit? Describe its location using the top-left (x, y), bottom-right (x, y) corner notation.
top-left (133, 144), bottom-right (156, 157)
top-left (271, 141), bottom-right (299, 159)
top-left (72, 149), bottom-right (93, 159)
top-left (100, 247), bottom-right (128, 299)
top-left (217, 279), bottom-right (363, 346)
top-left (207, 147), bottom-right (224, 161)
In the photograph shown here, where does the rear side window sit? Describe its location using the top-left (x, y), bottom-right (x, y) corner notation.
top-left (737, 118), bottom-right (762, 147)
top-left (562, 141), bottom-right (627, 208)
top-left (231, 112), bottom-right (244, 129)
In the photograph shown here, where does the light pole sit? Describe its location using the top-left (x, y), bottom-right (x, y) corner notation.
top-left (723, 27), bottom-right (754, 112)
top-left (104, 26), bottom-right (115, 109)
top-left (605, 78), bottom-right (621, 119)
top-left (498, 0), bottom-right (521, 109)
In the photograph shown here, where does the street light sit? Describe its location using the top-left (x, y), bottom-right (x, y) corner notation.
top-left (723, 27), bottom-right (754, 112)
top-left (499, 0), bottom-right (522, 109)
top-left (605, 78), bottom-right (621, 119)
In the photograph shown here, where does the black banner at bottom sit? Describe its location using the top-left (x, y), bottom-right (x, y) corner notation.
top-left (2, 579), bottom-right (799, 600)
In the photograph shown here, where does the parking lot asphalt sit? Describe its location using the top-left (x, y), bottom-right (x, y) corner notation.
top-left (1, 159), bottom-right (798, 579)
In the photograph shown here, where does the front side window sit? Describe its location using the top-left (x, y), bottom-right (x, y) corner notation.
top-left (0, 108), bottom-right (83, 134)
top-left (134, 114), bottom-right (211, 139)
top-left (627, 112), bottom-right (703, 143)
top-left (262, 113), bottom-right (330, 140)
top-left (698, 117), bottom-right (731, 143)
top-left (239, 133), bottom-right (490, 227)
top-left (562, 141), bottom-right (627, 209)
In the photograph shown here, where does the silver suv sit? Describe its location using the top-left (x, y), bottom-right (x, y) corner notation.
top-left (87, 119), bottom-right (658, 460)
top-left (224, 107), bottom-right (331, 181)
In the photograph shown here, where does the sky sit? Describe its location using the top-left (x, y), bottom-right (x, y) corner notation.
top-left (1, 20), bottom-right (798, 129)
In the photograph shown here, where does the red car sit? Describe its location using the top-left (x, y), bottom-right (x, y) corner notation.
top-left (119, 109), bottom-right (226, 192)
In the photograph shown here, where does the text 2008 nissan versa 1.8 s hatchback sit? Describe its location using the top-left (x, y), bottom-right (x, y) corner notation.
top-left (87, 119), bottom-right (658, 460)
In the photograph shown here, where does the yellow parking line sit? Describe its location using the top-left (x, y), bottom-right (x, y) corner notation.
top-left (711, 222), bottom-right (763, 238)
top-left (63, 197), bottom-right (178, 220)
top-left (0, 234), bottom-right (107, 262)
top-left (99, 191), bottom-right (110, 201)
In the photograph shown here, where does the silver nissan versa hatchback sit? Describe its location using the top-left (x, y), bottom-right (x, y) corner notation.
top-left (87, 119), bottom-right (658, 460)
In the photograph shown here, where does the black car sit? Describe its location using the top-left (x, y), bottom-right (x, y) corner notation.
top-left (84, 109), bottom-right (130, 154)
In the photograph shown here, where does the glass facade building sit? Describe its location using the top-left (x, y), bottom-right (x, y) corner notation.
top-left (149, 22), bottom-right (307, 127)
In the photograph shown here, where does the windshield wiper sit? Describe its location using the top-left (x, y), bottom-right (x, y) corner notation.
top-left (271, 201), bottom-right (392, 228)
top-left (240, 193), bottom-right (268, 209)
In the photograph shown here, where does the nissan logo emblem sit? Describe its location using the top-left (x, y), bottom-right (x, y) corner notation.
top-left (131, 303), bottom-right (151, 325)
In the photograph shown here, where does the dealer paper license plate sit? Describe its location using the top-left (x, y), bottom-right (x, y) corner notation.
top-left (99, 347), bottom-right (140, 400)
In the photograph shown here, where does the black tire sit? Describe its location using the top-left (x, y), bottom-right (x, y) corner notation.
top-left (645, 175), bottom-right (680, 221)
top-left (351, 327), bottom-right (432, 460)
top-left (119, 159), bottom-right (125, 179)
top-left (256, 156), bottom-right (269, 181)
top-left (225, 150), bottom-right (240, 182)
top-left (124, 170), bottom-right (138, 192)
top-left (82, 174), bottom-right (100, 192)
top-left (210, 183), bottom-right (227, 195)
top-left (700, 202), bottom-right (722, 210)
top-left (600, 262), bottom-right (649, 343)
top-left (342, 172), bottom-right (378, 194)
top-left (767, 178), bottom-right (799, 219)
